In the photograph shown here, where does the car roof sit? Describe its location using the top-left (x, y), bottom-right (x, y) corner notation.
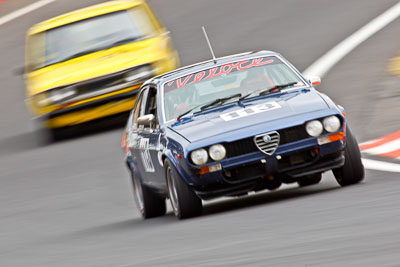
top-left (146, 50), bottom-right (281, 86)
top-left (28, 0), bottom-right (145, 35)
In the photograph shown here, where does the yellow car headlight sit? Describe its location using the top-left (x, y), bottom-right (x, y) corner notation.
top-left (37, 86), bottom-right (77, 107)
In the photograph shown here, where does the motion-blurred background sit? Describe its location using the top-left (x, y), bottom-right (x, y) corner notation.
top-left (1, 0), bottom-right (400, 266)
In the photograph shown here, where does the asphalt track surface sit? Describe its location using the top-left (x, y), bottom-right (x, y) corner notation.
top-left (1, 0), bottom-right (400, 266)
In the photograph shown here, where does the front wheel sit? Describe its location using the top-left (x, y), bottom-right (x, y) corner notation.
top-left (131, 172), bottom-right (166, 219)
top-left (265, 178), bottom-right (282, 190)
top-left (165, 159), bottom-right (202, 219)
top-left (333, 125), bottom-right (365, 186)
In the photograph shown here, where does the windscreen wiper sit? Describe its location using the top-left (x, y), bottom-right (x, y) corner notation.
top-left (43, 37), bottom-right (144, 67)
top-left (199, 93), bottom-right (242, 111)
top-left (238, 82), bottom-right (299, 102)
top-left (238, 89), bottom-right (259, 102)
top-left (176, 93), bottom-right (242, 121)
top-left (55, 48), bottom-right (104, 64)
top-left (107, 36), bottom-right (143, 47)
top-left (258, 82), bottom-right (299, 96)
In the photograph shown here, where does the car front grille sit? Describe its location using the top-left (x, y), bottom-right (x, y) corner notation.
top-left (76, 73), bottom-right (126, 95)
top-left (225, 138), bottom-right (258, 157)
top-left (254, 131), bottom-right (280, 155)
top-left (55, 65), bottom-right (152, 105)
top-left (278, 125), bottom-right (308, 144)
top-left (223, 161), bottom-right (266, 181)
top-left (224, 125), bottom-right (309, 157)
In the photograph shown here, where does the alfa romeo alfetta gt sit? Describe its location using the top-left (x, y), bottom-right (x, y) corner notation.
top-left (122, 50), bottom-right (364, 219)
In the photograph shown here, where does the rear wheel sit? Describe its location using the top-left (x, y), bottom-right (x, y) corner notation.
top-left (333, 125), bottom-right (364, 186)
top-left (131, 172), bottom-right (166, 219)
top-left (165, 159), bottom-right (202, 219)
top-left (297, 173), bottom-right (322, 187)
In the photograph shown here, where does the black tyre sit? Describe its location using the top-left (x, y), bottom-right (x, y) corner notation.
top-left (265, 178), bottom-right (282, 190)
top-left (165, 159), bottom-right (202, 219)
top-left (297, 173), bottom-right (322, 187)
top-left (131, 171), bottom-right (166, 219)
top-left (47, 128), bottom-right (65, 141)
top-left (333, 125), bottom-right (365, 186)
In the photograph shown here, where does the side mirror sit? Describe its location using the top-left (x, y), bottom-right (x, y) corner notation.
top-left (305, 75), bottom-right (321, 86)
top-left (137, 114), bottom-right (155, 128)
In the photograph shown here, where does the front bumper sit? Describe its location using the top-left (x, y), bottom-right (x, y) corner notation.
top-left (187, 138), bottom-right (345, 200)
top-left (39, 89), bottom-right (138, 128)
top-left (29, 53), bottom-right (180, 129)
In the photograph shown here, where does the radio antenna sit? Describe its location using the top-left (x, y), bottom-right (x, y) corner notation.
top-left (202, 26), bottom-right (217, 64)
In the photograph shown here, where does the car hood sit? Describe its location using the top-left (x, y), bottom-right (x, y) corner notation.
top-left (169, 90), bottom-right (330, 143)
top-left (26, 36), bottom-right (169, 96)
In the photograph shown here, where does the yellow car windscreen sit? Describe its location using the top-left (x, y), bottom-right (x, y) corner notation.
top-left (27, 7), bottom-right (157, 71)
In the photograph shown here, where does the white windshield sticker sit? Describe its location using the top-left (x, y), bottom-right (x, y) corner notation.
top-left (220, 101), bottom-right (281, 121)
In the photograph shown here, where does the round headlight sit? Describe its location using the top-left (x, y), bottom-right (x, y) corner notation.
top-left (190, 149), bottom-right (208, 165)
top-left (323, 116), bottom-right (341, 132)
top-left (209, 144), bottom-right (226, 161)
top-left (305, 120), bottom-right (323, 137)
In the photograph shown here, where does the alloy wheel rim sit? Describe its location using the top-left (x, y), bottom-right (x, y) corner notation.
top-left (133, 176), bottom-right (145, 214)
top-left (167, 167), bottom-right (179, 216)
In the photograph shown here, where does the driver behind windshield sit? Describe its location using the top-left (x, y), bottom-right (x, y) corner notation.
top-left (163, 56), bottom-right (304, 121)
top-left (240, 66), bottom-right (275, 95)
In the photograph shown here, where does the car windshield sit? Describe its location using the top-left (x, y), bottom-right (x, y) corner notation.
top-left (27, 7), bottom-right (157, 70)
top-left (162, 56), bottom-right (305, 121)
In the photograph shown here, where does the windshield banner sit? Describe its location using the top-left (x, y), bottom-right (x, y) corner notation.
top-left (165, 56), bottom-right (281, 93)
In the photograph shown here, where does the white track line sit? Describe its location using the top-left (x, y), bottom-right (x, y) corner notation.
top-left (362, 139), bottom-right (400, 155)
top-left (362, 159), bottom-right (400, 173)
top-left (359, 138), bottom-right (383, 146)
top-left (303, 1), bottom-right (400, 77)
top-left (0, 0), bottom-right (55, 26)
top-left (303, 1), bottom-right (400, 172)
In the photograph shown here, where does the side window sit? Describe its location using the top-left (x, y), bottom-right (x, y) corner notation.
top-left (132, 87), bottom-right (148, 129)
top-left (143, 86), bottom-right (159, 129)
top-left (26, 32), bottom-right (46, 71)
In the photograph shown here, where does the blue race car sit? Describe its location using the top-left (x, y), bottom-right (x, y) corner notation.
top-left (122, 50), bottom-right (364, 219)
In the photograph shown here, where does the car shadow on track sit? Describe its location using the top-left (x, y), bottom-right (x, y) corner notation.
top-left (201, 184), bottom-right (340, 217)
top-left (59, 184), bottom-right (341, 239)
top-left (58, 216), bottom-right (177, 241)
top-left (0, 113), bottom-right (129, 157)
top-left (0, 131), bottom-right (40, 157)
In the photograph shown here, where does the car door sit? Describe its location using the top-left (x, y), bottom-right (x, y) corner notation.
top-left (136, 85), bottom-right (167, 189)
top-left (128, 87), bottom-right (153, 184)
top-left (128, 85), bottom-right (165, 190)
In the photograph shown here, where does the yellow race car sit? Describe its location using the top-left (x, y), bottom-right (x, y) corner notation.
top-left (25, 0), bottom-right (179, 138)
